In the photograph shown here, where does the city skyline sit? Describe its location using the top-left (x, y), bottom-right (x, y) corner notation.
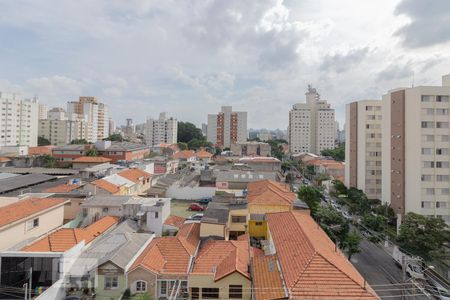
top-left (1, 0), bottom-right (450, 128)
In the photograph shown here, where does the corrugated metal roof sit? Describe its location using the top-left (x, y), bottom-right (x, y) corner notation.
top-left (0, 174), bottom-right (56, 194)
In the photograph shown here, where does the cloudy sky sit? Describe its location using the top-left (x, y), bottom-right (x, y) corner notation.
top-left (1, 0), bottom-right (449, 129)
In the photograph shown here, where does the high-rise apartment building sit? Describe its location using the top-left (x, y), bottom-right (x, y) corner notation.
top-left (289, 86), bottom-right (336, 154)
top-left (67, 96), bottom-right (109, 142)
top-left (207, 106), bottom-right (247, 148)
top-left (382, 74), bottom-right (450, 224)
top-left (145, 112), bottom-right (177, 146)
top-left (0, 92), bottom-right (38, 147)
top-left (38, 103), bottom-right (47, 120)
top-left (38, 107), bottom-right (92, 146)
top-left (345, 100), bottom-right (382, 200)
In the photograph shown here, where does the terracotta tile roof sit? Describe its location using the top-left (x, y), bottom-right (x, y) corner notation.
top-left (266, 211), bottom-right (379, 299)
top-left (28, 146), bottom-right (56, 156)
top-left (118, 168), bottom-right (151, 183)
top-left (92, 179), bottom-right (120, 194)
top-left (172, 150), bottom-right (195, 160)
top-left (72, 156), bottom-right (112, 163)
top-left (0, 198), bottom-right (67, 229)
top-left (192, 240), bottom-right (250, 281)
top-left (0, 156), bottom-right (11, 163)
top-left (247, 180), bottom-right (296, 206)
top-left (129, 224), bottom-right (200, 275)
top-left (252, 254), bottom-right (286, 300)
top-left (43, 183), bottom-right (83, 193)
top-left (195, 150), bottom-right (213, 159)
top-left (164, 215), bottom-right (186, 229)
top-left (22, 216), bottom-right (119, 252)
top-left (240, 157), bottom-right (280, 163)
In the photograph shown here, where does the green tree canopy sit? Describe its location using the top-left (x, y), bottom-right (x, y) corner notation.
top-left (38, 136), bottom-right (51, 146)
top-left (315, 206), bottom-right (349, 245)
top-left (342, 230), bottom-right (361, 259)
top-left (177, 142), bottom-right (188, 151)
top-left (103, 133), bottom-right (125, 142)
top-left (297, 186), bottom-right (322, 214)
top-left (333, 179), bottom-right (348, 195)
top-left (320, 144), bottom-right (345, 161)
top-left (177, 122), bottom-right (204, 143)
top-left (86, 149), bottom-right (98, 156)
top-left (70, 139), bottom-right (89, 145)
top-left (267, 139), bottom-right (287, 160)
top-left (362, 214), bottom-right (386, 233)
top-left (397, 213), bottom-right (449, 259)
top-left (43, 155), bottom-right (57, 168)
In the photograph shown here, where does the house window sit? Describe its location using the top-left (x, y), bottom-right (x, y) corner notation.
top-left (255, 222), bottom-right (263, 226)
top-left (102, 207), bottom-right (109, 213)
top-left (202, 288), bottom-right (219, 299)
top-left (229, 285), bottom-right (243, 299)
top-left (191, 287), bottom-right (200, 300)
top-left (231, 216), bottom-right (246, 223)
top-left (104, 276), bottom-right (118, 290)
top-left (136, 280), bottom-right (147, 292)
top-left (155, 212), bottom-right (159, 218)
top-left (26, 218), bottom-right (39, 231)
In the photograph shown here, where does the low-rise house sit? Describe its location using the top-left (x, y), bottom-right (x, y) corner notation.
top-left (118, 168), bottom-right (151, 194)
top-left (0, 198), bottom-right (68, 251)
top-left (71, 156), bottom-right (112, 169)
top-left (82, 179), bottom-right (122, 195)
top-left (28, 145), bottom-right (56, 156)
top-left (189, 239), bottom-right (251, 300)
top-left (257, 210), bottom-right (379, 299)
top-left (230, 142), bottom-right (271, 157)
top-left (239, 157), bottom-right (281, 172)
top-left (103, 173), bottom-right (138, 195)
top-left (95, 141), bottom-right (150, 163)
top-left (81, 196), bottom-right (128, 225)
top-left (215, 170), bottom-right (278, 190)
top-left (195, 150), bottom-right (213, 163)
top-left (126, 223), bottom-right (200, 299)
top-left (172, 150), bottom-right (196, 162)
top-left (42, 182), bottom-right (85, 194)
top-left (151, 143), bottom-right (180, 156)
top-left (0, 156), bottom-right (11, 167)
top-left (52, 144), bottom-right (94, 162)
top-left (163, 215), bottom-right (186, 235)
top-left (146, 156), bottom-right (178, 175)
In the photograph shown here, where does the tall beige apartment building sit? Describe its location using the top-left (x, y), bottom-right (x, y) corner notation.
top-left (382, 75), bottom-right (450, 223)
top-left (345, 100), bottom-right (382, 200)
top-left (289, 86), bottom-right (336, 155)
top-left (207, 106), bottom-right (247, 148)
top-left (145, 112), bottom-right (177, 146)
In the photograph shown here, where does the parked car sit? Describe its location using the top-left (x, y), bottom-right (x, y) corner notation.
top-left (189, 203), bottom-right (205, 211)
top-left (342, 211), bottom-right (352, 220)
top-left (198, 198), bottom-right (212, 205)
top-left (425, 278), bottom-right (450, 300)
top-left (188, 213), bottom-right (204, 221)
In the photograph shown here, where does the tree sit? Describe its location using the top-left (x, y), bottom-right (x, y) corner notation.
top-left (285, 173), bottom-right (294, 184)
top-left (361, 214), bottom-right (386, 233)
top-left (372, 203), bottom-right (396, 225)
top-left (320, 144), bottom-right (345, 161)
top-left (267, 139), bottom-right (287, 160)
top-left (177, 142), bottom-right (188, 151)
top-left (315, 206), bottom-right (349, 244)
top-left (397, 213), bottom-right (449, 259)
top-left (177, 122), bottom-right (204, 143)
top-left (86, 149), bottom-right (98, 156)
top-left (346, 187), bottom-right (371, 215)
top-left (187, 138), bottom-right (213, 151)
top-left (104, 133), bottom-right (125, 142)
top-left (38, 136), bottom-right (51, 146)
top-left (342, 230), bottom-right (361, 259)
top-left (43, 155), bottom-right (57, 168)
top-left (298, 186), bottom-right (322, 214)
top-left (333, 179), bottom-right (348, 195)
top-left (70, 139), bottom-right (89, 144)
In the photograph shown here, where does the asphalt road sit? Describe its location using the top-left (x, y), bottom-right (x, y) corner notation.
top-left (351, 237), bottom-right (430, 299)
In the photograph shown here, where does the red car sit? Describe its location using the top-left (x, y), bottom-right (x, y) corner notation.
top-left (189, 203), bottom-right (204, 211)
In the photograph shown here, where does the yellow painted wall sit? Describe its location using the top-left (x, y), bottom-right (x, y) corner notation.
top-left (188, 273), bottom-right (251, 300)
top-left (248, 220), bottom-right (268, 239)
top-left (200, 223), bottom-right (225, 238)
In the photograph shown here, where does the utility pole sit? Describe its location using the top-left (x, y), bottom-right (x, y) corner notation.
top-left (23, 283), bottom-right (28, 300)
top-left (29, 267), bottom-right (32, 300)
top-left (402, 255), bottom-right (407, 300)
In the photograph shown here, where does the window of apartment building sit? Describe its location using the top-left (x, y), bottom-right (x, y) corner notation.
top-left (437, 175), bottom-right (450, 182)
top-left (154, 212), bottom-right (159, 219)
top-left (422, 135), bottom-right (434, 142)
top-left (421, 95), bottom-right (433, 102)
top-left (436, 161), bottom-right (449, 168)
top-left (436, 201), bottom-right (448, 209)
top-left (421, 175), bottom-right (433, 182)
top-left (436, 96), bottom-right (449, 102)
top-left (191, 287), bottom-right (200, 300)
top-left (26, 218), bottom-right (39, 231)
top-left (229, 285), bottom-right (243, 299)
top-left (421, 121), bottom-right (434, 129)
top-left (436, 148), bottom-right (449, 155)
top-left (421, 201), bottom-right (432, 209)
top-left (231, 216), bottom-right (246, 223)
top-left (436, 122), bottom-right (449, 129)
top-left (441, 188), bottom-right (450, 195)
top-left (436, 108), bottom-right (449, 115)
top-left (441, 135), bottom-right (450, 142)
top-left (202, 288), bottom-right (220, 299)
top-left (135, 280), bottom-right (147, 292)
top-left (104, 276), bottom-right (118, 290)
top-left (421, 148), bottom-right (433, 155)
top-left (423, 161), bottom-right (435, 168)
top-left (424, 188), bottom-right (435, 195)
top-left (422, 108), bottom-right (435, 115)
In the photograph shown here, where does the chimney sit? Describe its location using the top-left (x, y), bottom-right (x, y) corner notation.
top-left (442, 74), bottom-right (450, 87)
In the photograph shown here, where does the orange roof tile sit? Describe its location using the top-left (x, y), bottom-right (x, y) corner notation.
top-left (0, 198), bottom-right (67, 229)
top-left (28, 146), bottom-right (55, 156)
top-left (253, 254), bottom-right (286, 300)
top-left (72, 156), bottom-right (112, 163)
top-left (266, 211), bottom-right (379, 299)
top-left (195, 150), bottom-right (213, 159)
top-left (92, 179), bottom-right (120, 194)
top-left (0, 156), bottom-right (11, 163)
top-left (43, 183), bottom-right (83, 193)
top-left (172, 150), bottom-right (195, 160)
top-left (129, 223), bottom-right (199, 275)
top-left (164, 215), bottom-right (186, 229)
top-left (118, 168), bottom-right (151, 183)
top-left (22, 216), bottom-right (119, 252)
top-left (192, 240), bottom-right (250, 281)
top-left (247, 180), bottom-right (296, 206)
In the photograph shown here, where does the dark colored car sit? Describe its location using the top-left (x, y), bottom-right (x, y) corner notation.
top-left (189, 203), bottom-right (205, 211)
top-left (198, 198), bottom-right (212, 205)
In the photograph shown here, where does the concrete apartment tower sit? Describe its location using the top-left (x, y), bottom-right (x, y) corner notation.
top-left (289, 86), bottom-right (336, 154)
top-left (345, 100), bottom-right (382, 200)
top-left (382, 74), bottom-right (450, 224)
top-left (145, 112), bottom-right (177, 146)
top-left (67, 96), bottom-right (109, 142)
top-left (0, 92), bottom-right (39, 147)
top-left (207, 106), bottom-right (247, 148)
